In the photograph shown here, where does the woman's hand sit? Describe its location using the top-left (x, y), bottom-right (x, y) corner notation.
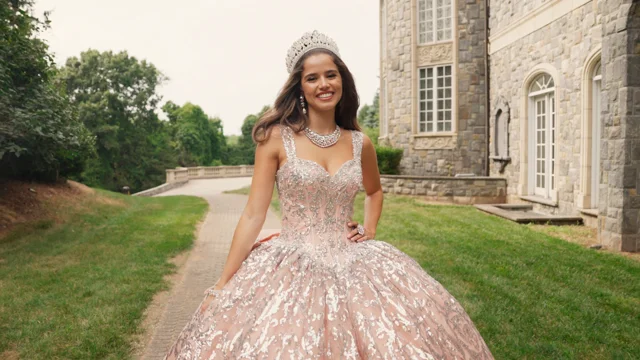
top-left (346, 221), bottom-right (375, 243)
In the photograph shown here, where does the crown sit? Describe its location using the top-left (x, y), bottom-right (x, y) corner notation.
top-left (285, 30), bottom-right (341, 73)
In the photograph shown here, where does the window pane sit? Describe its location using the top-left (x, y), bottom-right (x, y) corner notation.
top-left (420, 123), bottom-right (426, 132)
top-left (420, 102), bottom-right (425, 111)
top-left (445, 122), bottom-right (451, 131)
top-left (427, 123), bottom-right (433, 132)
top-left (420, 79), bottom-right (426, 89)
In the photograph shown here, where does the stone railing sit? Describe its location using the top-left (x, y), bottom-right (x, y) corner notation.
top-left (380, 175), bottom-right (507, 204)
top-left (166, 165), bottom-right (254, 183)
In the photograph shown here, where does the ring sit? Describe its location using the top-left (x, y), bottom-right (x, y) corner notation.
top-left (356, 224), bottom-right (365, 236)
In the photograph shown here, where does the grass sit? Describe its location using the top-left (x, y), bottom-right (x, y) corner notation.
top-left (226, 186), bottom-right (640, 359)
top-left (0, 188), bottom-right (208, 359)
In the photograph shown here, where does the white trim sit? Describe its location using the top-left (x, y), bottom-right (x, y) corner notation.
top-left (519, 64), bottom-right (561, 199)
top-left (417, 0), bottom-right (453, 45)
top-left (578, 48), bottom-right (602, 210)
top-left (417, 64), bottom-right (455, 134)
top-left (489, 0), bottom-right (592, 55)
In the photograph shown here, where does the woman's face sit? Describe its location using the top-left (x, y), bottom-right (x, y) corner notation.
top-left (300, 53), bottom-right (343, 114)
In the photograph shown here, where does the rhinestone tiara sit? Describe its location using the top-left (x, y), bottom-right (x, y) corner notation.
top-left (285, 30), bottom-right (341, 74)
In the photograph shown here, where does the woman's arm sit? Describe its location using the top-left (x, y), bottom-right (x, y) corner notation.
top-left (212, 128), bottom-right (282, 289)
top-left (347, 134), bottom-right (383, 241)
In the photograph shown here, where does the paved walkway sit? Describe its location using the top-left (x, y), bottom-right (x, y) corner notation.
top-left (139, 178), bottom-right (280, 359)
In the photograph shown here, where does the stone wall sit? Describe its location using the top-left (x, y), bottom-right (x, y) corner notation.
top-left (166, 165), bottom-right (254, 183)
top-left (599, 0), bottom-right (640, 251)
top-left (488, 1), bottom-right (602, 213)
top-left (381, 0), bottom-right (488, 176)
top-left (489, 0), bottom-right (552, 34)
top-left (380, 175), bottom-right (507, 204)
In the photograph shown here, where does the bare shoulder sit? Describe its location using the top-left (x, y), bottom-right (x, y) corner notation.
top-left (359, 131), bottom-right (375, 150)
top-left (256, 125), bottom-right (285, 157)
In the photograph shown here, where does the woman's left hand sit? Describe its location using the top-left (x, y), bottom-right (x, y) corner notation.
top-left (346, 221), bottom-right (374, 243)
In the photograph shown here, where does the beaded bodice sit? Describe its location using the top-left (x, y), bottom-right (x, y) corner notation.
top-left (275, 126), bottom-right (363, 252)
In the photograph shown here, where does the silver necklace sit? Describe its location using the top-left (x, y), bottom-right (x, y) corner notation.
top-left (304, 125), bottom-right (341, 148)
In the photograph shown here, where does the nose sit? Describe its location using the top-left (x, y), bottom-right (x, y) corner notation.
top-left (319, 76), bottom-right (330, 89)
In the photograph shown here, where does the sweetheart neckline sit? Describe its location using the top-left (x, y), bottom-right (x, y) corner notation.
top-left (276, 158), bottom-right (358, 179)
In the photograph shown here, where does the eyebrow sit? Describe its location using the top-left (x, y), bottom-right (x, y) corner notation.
top-left (303, 69), bottom-right (338, 79)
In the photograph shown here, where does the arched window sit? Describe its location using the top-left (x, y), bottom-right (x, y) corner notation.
top-left (528, 73), bottom-right (555, 198)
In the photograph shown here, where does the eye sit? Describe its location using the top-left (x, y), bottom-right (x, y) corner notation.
top-left (328, 74), bottom-right (337, 78)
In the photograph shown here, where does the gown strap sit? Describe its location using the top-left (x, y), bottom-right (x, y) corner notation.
top-left (280, 125), bottom-right (297, 160)
top-left (351, 130), bottom-right (364, 162)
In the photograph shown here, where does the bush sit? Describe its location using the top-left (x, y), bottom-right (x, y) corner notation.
top-left (375, 146), bottom-right (403, 175)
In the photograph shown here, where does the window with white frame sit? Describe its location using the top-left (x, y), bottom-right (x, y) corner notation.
top-left (418, 65), bottom-right (452, 133)
top-left (528, 74), bottom-right (555, 198)
top-left (418, 0), bottom-right (453, 44)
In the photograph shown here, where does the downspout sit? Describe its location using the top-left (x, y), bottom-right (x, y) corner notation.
top-left (484, 0), bottom-right (491, 176)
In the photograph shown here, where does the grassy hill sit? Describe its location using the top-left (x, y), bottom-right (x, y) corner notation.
top-left (0, 180), bottom-right (208, 359)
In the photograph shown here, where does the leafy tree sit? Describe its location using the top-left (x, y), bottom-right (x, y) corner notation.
top-left (357, 89), bottom-right (380, 129)
top-left (0, 0), bottom-right (94, 181)
top-left (56, 50), bottom-right (172, 191)
top-left (224, 105), bottom-right (270, 165)
top-left (162, 102), bottom-right (225, 167)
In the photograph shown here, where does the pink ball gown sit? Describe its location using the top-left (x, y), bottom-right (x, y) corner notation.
top-left (164, 126), bottom-right (493, 359)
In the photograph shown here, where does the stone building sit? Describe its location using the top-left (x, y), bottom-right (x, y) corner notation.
top-left (379, 0), bottom-right (640, 251)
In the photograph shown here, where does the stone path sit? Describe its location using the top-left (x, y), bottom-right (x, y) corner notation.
top-left (138, 178), bottom-right (280, 359)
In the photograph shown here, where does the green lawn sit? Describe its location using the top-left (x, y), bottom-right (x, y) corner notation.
top-left (226, 187), bottom-right (640, 359)
top-left (0, 189), bottom-right (208, 359)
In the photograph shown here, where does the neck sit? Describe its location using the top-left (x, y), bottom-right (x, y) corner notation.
top-left (307, 108), bottom-right (337, 133)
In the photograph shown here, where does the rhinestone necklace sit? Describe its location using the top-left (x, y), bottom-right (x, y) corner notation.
top-left (303, 125), bottom-right (341, 148)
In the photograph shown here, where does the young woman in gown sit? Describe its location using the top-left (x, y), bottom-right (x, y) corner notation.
top-left (164, 31), bottom-right (493, 359)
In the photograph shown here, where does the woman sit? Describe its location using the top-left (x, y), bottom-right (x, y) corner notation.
top-left (165, 31), bottom-right (493, 359)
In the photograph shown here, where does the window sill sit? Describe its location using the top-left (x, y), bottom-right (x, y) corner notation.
top-left (519, 195), bottom-right (558, 207)
top-left (579, 208), bottom-right (599, 217)
top-left (417, 40), bottom-right (454, 47)
top-left (412, 132), bottom-right (456, 138)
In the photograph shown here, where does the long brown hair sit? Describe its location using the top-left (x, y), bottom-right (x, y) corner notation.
top-left (252, 48), bottom-right (360, 143)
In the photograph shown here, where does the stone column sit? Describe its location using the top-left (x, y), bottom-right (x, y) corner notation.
top-left (600, 0), bottom-right (640, 251)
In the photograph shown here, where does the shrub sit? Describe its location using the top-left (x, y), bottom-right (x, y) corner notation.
top-left (375, 146), bottom-right (403, 175)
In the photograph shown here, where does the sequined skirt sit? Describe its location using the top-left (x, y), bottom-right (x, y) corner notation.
top-left (164, 235), bottom-right (494, 360)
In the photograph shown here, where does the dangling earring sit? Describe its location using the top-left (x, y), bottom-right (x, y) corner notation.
top-left (300, 94), bottom-right (307, 115)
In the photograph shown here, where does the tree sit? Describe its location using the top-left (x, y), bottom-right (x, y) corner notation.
top-left (357, 90), bottom-right (380, 128)
top-left (56, 49), bottom-right (172, 191)
top-left (0, 0), bottom-right (94, 181)
top-left (224, 105), bottom-right (270, 165)
top-left (162, 102), bottom-right (225, 166)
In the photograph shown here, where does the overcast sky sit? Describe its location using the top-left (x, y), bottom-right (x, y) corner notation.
top-left (33, 0), bottom-right (380, 135)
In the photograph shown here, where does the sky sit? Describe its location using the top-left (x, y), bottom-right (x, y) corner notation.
top-left (33, 0), bottom-right (381, 135)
